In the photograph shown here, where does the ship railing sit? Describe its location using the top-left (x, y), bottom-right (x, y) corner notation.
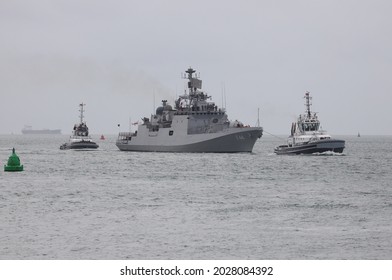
top-left (117, 132), bottom-right (135, 141)
top-left (70, 135), bottom-right (92, 140)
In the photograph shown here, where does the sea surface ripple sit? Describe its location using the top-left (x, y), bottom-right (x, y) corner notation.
top-left (1, 135), bottom-right (391, 259)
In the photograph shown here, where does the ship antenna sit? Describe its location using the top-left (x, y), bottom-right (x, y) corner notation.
top-left (79, 103), bottom-right (85, 123)
top-left (256, 107), bottom-right (261, 127)
top-left (221, 82), bottom-right (224, 109)
top-left (185, 67), bottom-right (196, 94)
top-left (224, 83), bottom-right (227, 111)
top-left (153, 89), bottom-right (155, 114)
top-left (185, 67), bottom-right (195, 79)
top-left (304, 91), bottom-right (312, 117)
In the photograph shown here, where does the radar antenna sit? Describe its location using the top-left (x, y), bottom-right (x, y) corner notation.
top-left (183, 67), bottom-right (202, 92)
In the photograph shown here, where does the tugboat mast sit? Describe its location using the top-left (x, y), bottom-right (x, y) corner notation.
top-left (79, 103), bottom-right (85, 123)
top-left (304, 91), bottom-right (312, 118)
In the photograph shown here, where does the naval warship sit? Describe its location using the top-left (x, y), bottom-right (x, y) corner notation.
top-left (116, 67), bottom-right (263, 153)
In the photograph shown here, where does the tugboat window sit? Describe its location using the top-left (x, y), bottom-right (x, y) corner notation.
top-left (169, 130), bottom-right (174, 136)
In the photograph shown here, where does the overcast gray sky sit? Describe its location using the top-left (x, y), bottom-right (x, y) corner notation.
top-left (1, 0), bottom-right (391, 135)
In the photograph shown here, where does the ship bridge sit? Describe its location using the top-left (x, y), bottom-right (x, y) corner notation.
top-left (299, 118), bottom-right (320, 132)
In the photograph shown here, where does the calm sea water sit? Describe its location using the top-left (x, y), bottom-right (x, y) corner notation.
top-left (1, 134), bottom-right (391, 259)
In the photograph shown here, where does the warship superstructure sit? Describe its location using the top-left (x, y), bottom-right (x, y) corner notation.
top-left (116, 67), bottom-right (263, 152)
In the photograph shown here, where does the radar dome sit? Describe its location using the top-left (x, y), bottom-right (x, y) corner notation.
top-left (156, 106), bottom-right (164, 115)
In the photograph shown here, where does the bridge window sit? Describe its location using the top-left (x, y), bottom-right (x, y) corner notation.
top-left (302, 122), bottom-right (320, 131)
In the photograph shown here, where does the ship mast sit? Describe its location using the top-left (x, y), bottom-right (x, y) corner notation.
top-left (79, 103), bottom-right (85, 124)
top-left (186, 67), bottom-right (196, 88)
top-left (304, 91), bottom-right (312, 118)
top-left (184, 67), bottom-right (202, 94)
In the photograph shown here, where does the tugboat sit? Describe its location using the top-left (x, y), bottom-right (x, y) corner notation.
top-left (116, 67), bottom-right (263, 153)
top-left (60, 103), bottom-right (99, 150)
top-left (274, 91), bottom-right (345, 155)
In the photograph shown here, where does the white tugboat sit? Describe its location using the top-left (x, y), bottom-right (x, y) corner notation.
top-left (60, 103), bottom-right (99, 150)
top-left (116, 67), bottom-right (263, 153)
top-left (274, 91), bottom-right (345, 155)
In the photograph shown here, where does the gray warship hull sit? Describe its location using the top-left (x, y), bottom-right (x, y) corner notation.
top-left (116, 127), bottom-right (262, 153)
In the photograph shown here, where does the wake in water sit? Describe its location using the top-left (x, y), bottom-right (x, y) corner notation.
top-left (312, 151), bottom-right (346, 156)
top-left (268, 151), bottom-right (346, 156)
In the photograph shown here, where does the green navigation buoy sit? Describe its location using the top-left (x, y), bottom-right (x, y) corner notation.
top-left (4, 148), bottom-right (24, 172)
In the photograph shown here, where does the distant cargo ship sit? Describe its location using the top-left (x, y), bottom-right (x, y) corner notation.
top-left (21, 126), bottom-right (61, 135)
